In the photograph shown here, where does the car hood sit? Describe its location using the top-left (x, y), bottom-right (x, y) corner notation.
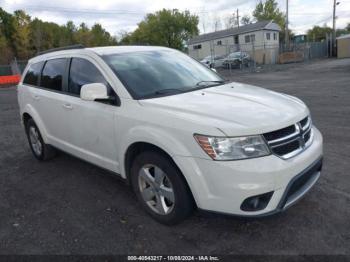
top-left (139, 82), bottom-right (309, 136)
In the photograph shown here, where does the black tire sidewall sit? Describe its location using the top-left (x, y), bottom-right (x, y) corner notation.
top-left (25, 119), bottom-right (45, 160)
top-left (130, 151), bottom-right (194, 225)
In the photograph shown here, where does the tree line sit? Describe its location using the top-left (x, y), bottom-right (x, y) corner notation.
top-left (0, 8), bottom-right (117, 63)
top-left (0, 8), bottom-right (200, 64)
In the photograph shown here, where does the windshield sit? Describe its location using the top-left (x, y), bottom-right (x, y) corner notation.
top-left (229, 52), bottom-right (242, 58)
top-left (102, 49), bottom-right (224, 99)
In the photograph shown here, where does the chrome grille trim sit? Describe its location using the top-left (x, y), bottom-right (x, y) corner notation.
top-left (268, 125), bottom-right (300, 145)
top-left (302, 116), bottom-right (311, 131)
top-left (269, 134), bottom-right (301, 148)
top-left (263, 116), bottom-right (313, 160)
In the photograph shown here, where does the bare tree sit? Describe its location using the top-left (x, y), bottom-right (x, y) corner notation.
top-left (241, 15), bottom-right (252, 25)
top-left (224, 13), bottom-right (238, 29)
top-left (212, 15), bottom-right (222, 31)
top-left (199, 9), bottom-right (208, 33)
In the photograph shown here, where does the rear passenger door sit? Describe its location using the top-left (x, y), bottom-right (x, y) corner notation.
top-left (62, 57), bottom-right (118, 171)
top-left (32, 58), bottom-right (70, 145)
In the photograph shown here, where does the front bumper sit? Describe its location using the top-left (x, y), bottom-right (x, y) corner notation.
top-left (173, 127), bottom-right (323, 216)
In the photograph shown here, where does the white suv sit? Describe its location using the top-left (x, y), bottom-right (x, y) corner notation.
top-left (18, 45), bottom-right (323, 224)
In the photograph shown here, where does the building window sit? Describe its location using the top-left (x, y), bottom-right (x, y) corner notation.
top-left (193, 44), bottom-right (202, 50)
top-left (274, 32), bottom-right (277, 40)
top-left (217, 40), bottom-right (222, 45)
top-left (266, 32), bottom-right (270, 40)
top-left (234, 35), bottom-right (239, 44)
top-left (251, 34), bottom-right (255, 42)
top-left (245, 34), bottom-right (255, 43)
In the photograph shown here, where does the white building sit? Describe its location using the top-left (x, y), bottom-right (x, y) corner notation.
top-left (188, 20), bottom-right (281, 64)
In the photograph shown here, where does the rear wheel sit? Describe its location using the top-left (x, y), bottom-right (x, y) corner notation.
top-left (25, 118), bottom-right (56, 161)
top-left (130, 151), bottom-right (194, 225)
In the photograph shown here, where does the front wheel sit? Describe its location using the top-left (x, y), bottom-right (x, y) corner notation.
top-left (130, 151), bottom-right (194, 225)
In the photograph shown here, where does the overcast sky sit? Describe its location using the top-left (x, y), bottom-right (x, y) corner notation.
top-left (1, 0), bottom-right (350, 37)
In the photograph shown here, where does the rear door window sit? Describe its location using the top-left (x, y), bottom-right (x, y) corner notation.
top-left (40, 58), bottom-right (67, 91)
top-left (23, 62), bottom-right (44, 86)
top-left (68, 58), bottom-right (108, 96)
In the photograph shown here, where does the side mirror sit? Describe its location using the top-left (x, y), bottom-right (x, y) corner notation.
top-left (80, 83), bottom-right (108, 101)
top-left (211, 68), bottom-right (217, 73)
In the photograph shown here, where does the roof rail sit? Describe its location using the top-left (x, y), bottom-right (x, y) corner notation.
top-left (36, 44), bottom-right (85, 56)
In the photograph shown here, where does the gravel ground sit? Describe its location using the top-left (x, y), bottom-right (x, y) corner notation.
top-left (0, 58), bottom-right (349, 255)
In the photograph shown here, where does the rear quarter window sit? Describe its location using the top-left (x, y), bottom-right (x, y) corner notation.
top-left (23, 62), bottom-right (44, 86)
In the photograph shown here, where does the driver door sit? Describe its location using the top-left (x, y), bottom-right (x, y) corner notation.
top-left (62, 57), bottom-right (119, 172)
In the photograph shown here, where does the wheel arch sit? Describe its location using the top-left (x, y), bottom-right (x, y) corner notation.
top-left (124, 142), bottom-right (176, 183)
top-left (22, 112), bottom-right (32, 127)
top-left (21, 105), bottom-right (49, 143)
top-left (123, 141), bottom-right (197, 207)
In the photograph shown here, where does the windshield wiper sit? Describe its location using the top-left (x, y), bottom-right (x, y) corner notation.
top-left (154, 88), bottom-right (184, 95)
top-left (195, 80), bottom-right (227, 88)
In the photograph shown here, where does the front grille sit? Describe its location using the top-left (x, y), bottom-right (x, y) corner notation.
top-left (304, 129), bottom-right (312, 143)
top-left (273, 140), bottom-right (300, 156)
top-left (263, 125), bottom-right (296, 141)
top-left (300, 116), bottom-right (309, 128)
top-left (263, 116), bottom-right (313, 159)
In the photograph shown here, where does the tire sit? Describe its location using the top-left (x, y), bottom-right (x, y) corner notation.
top-left (130, 151), bottom-right (194, 225)
top-left (25, 118), bottom-right (56, 161)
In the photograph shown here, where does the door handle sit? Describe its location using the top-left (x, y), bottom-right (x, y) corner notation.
top-left (33, 95), bottom-right (40, 100)
top-left (62, 103), bottom-right (73, 110)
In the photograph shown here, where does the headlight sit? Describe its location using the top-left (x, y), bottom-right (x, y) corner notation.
top-left (194, 134), bottom-right (270, 160)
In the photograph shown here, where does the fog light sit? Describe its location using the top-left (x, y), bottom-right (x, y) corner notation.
top-left (240, 191), bottom-right (274, 211)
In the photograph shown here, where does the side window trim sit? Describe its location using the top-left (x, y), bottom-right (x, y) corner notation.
top-left (38, 60), bottom-right (46, 87)
top-left (67, 58), bottom-right (77, 97)
top-left (62, 58), bottom-right (71, 94)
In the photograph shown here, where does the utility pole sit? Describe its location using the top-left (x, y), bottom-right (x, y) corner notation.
top-left (332, 0), bottom-right (340, 56)
top-left (285, 0), bottom-right (289, 48)
top-left (236, 9), bottom-right (240, 28)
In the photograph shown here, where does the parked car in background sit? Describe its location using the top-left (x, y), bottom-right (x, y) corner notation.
top-left (223, 51), bottom-right (251, 68)
top-left (18, 45), bottom-right (323, 225)
top-left (200, 55), bottom-right (226, 68)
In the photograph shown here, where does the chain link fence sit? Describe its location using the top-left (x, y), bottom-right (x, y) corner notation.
top-left (190, 40), bottom-right (329, 75)
top-left (0, 59), bottom-right (27, 85)
top-left (279, 41), bottom-right (329, 63)
top-left (0, 65), bottom-right (13, 76)
top-left (0, 59), bottom-right (27, 76)
top-left (190, 42), bottom-right (280, 72)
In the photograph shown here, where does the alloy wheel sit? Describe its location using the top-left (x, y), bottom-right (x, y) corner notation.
top-left (138, 164), bottom-right (175, 215)
top-left (29, 126), bottom-right (42, 156)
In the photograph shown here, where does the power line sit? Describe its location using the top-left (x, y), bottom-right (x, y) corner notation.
top-left (314, 15), bottom-right (334, 25)
top-left (2, 4), bottom-right (146, 15)
top-left (285, 0), bottom-right (289, 46)
top-left (5, 2), bottom-right (350, 16)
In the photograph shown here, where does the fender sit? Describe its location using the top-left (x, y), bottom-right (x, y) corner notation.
top-left (118, 125), bottom-right (194, 179)
top-left (23, 104), bottom-right (50, 144)
top-left (118, 125), bottom-right (214, 207)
